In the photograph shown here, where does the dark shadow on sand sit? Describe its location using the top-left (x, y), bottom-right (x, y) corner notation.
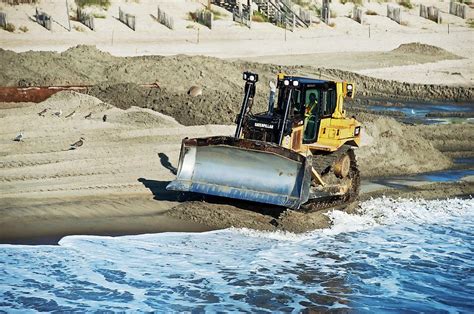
top-left (137, 178), bottom-right (184, 202)
top-left (158, 153), bottom-right (177, 175)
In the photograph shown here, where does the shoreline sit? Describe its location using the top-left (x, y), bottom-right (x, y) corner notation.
top-left (2, 179), bottom-right (472, 245)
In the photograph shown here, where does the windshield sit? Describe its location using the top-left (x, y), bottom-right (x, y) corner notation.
top-left (274, 83), bottom-right (337, 118)
top-left (275, 87), bottom-right (302, 115)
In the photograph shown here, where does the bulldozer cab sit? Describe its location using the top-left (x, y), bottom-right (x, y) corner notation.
top-left (240, 74), bottom-right (358, 153)
top-left (274, 79), bottom-right (338, 143)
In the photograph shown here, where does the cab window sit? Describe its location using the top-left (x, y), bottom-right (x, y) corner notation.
top-left (276, 88), bottom-right (301, 115)
top-left (304, 89), bottom-right (320, 116)
top-left (321, 88), bottom-right (337, 116)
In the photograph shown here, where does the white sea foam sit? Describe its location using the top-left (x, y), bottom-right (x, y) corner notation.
top-left (1, 197), bottom-right (473, 312)
top-left (323, 196), bottom-right (474, 235)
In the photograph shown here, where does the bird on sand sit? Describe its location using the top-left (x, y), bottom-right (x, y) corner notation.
top-left (38, 108), bottom-right (48, 116)
top-left (65, 110), bottom-right (76, 118)
top-left (13, 131), bottom-right (23, 142)
top-left (84, 112), bottom-right (92, 119)
top-left (52, 110), bottom-right (62, 117)
top-left (102, 114), bottom-right (107, 122)
top-left (69, 137), bottom-right (85, 150)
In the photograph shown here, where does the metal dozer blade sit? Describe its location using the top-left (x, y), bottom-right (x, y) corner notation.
top-left (167, 71), bottom-right (313, 209)
top-left (166, 137), bottom-right (312, 209)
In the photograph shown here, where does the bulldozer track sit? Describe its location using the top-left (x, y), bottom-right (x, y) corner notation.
top-left (300, 148), bottom-right (360, 213)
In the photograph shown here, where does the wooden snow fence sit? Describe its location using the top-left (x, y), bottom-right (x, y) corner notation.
top-left (420, 4), bottom-right (442, 23)
top-left (157, 6), bottom-right (174, 29)
top-left (119, 7), bottom-right (136, 30)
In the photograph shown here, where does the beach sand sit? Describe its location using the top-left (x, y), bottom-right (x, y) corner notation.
top-left (1, 90), bottom-right (472, 242)
top-left (0, 0), bottom-right (473, 242)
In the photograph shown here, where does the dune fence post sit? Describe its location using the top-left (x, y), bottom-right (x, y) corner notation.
top-left (118, 7), bottom-right (136, 30)
top-left (387, 4), bottom-right (401, 24)
top-left (353, 6), bottom-right (364, 24)
top-left (157, 6), bottom-right (174, 29)
top-left (35, 8), bottom-right (52, 30)
top-left (195, 9), bottom-right (212, 29)
top-left (449, 1), bottom-right (470, 19)
top-left (420, 4), bottom-right (442, 24)
top-left (0, 11), bottom-right (7, 29)
top-left (77, 8), bottom-right (95, 30)
top-left (322, 0), bottom-right (330, 24)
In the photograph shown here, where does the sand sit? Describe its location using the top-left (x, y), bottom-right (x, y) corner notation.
top-left (356, 112), bottom-right (453, 177)
top-left (0, 0), bottom-right (473, 241)
top-left (1, 91), bottom-right (472, 241)
top-left (0, 91), bottom-right (233, 241)
top-left (0, 46), bottom-right (472, 129)
top-left (0, 0), bottom-right (473, 88)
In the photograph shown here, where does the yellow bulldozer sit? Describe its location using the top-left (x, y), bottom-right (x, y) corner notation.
top-left (167, 72), bottom-right (361, 210)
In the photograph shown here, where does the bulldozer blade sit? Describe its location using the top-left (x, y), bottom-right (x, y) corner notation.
top-left (166, 136), bottom-right (312, 209)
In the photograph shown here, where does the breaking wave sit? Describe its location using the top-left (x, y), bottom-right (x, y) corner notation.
top-left (1, 197), bottom-right (473, 312)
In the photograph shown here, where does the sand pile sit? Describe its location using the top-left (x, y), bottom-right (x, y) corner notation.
top-left (356, 113), bottom-right (452, 177)
top-left (413, 123), bottom-right (474, 159)
top-left (37, 91), bottom-right (112, 115)
top-left (391, 43), bottom-right (460, 58)
top-left (319, 68), bottom-right (474, 101)
top-left (113, 107), bottom-right (180, 128)
top-left (27, 91), bottom-right (180, 127)
top-left (86, 82), bottom-right (258, 125)
top-left (168, 200), bottom-right (333, 233)
top-left (1, 45), bottom-right (472, 104)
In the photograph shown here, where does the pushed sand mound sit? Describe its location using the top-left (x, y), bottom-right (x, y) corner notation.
top-left (391, 43), bottom-right (459, 58)
top-left (356, 113), bottom-right (452, 177)
top-left (1, 46), bottom-right (472, 105)
top-left (86, 82), bottom-right (256, 126)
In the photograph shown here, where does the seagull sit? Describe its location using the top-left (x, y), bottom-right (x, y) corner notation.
top-left (13, 131), bottom-right (23, 142)
top-left (69, 137), bottom-right (85, 150)
top-left (52, 110), bottom-right (62, 117)
top-left (65, 110), bottom-right (76, 118)
top-left (102, 114), bottom-right (107, 122)
top-left (84, 112), bottom-right (92, 119)
top-left (38, 108), bottom-right (48, 116)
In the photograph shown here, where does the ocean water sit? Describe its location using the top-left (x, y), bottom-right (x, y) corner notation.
top-left (368, 102), bottom-right (473, 125)
top-left (1, 197), bottom-right (473, 312)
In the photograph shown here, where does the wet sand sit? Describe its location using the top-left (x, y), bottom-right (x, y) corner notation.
top-left (0, 195), bottom-right (211, 244)
top-left (2, 180), bottom-right (472, 244)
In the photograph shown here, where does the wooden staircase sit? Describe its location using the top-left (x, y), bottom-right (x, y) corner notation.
top-left (212, 0), bottom-right (309, 28)
top-left (256, 0), bottom-right (309, 27)
top-left (212, 0), bottom-right (240, 13)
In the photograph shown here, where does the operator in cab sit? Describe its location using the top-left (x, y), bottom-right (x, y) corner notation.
top-left (304, 92), bottom-right (318, 140)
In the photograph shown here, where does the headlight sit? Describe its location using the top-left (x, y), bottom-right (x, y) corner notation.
top-left (249, 75), bottom-right (255, 81)
top-left (354, 126), bottom-right (360, 136)
top-left (347, 84), bottom-right (353, 90)
top-left (243, 73), bottom-right (247, 80)
top-left (284, 80), bottom-right (290, 86)
top-left (292, 81), bottom-right (299, 86)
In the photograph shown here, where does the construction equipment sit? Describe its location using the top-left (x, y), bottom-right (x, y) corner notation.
top-left (167, 72), bottom-right (361, 210)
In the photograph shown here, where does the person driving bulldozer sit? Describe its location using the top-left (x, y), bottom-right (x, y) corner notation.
top-left (305, 92), bottom-right (318, 117)
top-left (304, 92), bottom-right (319, 140)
